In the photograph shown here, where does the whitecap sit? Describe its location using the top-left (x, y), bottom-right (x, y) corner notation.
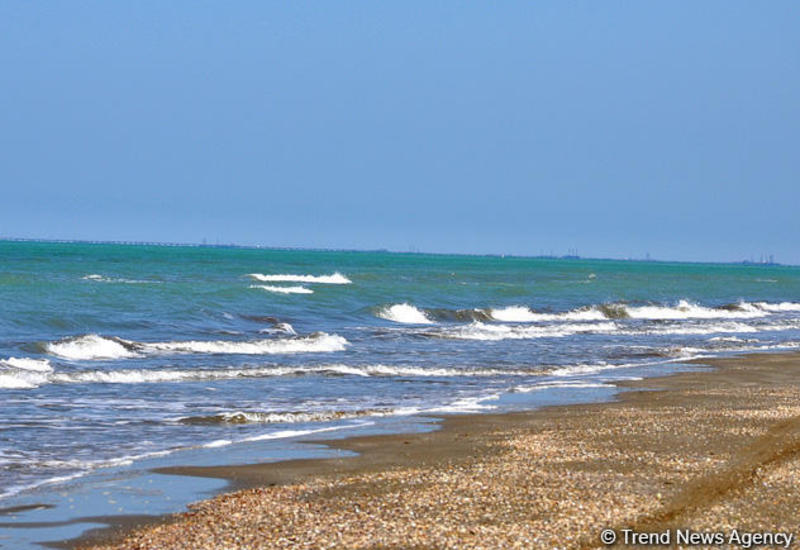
top-left (0, 357), bottom-right (53, 372)
top-left (754, 301), bottom-right (800, 312)
top-left (44, 333), bottom-right (347, 361)
top-left (143, 333), bottom-right (347, 355)
top-left (5, 363), bottom-right (532, 390)
top-left (248, 272), bottom-right (351, 284)
top-left (46, 334), bottom-right (139, 361)
top-left (489, 305), bottom-right (605, 322)
top-left (432, 321), bottom-right (618, 341)
top-left (377, 303), bottom-right (435, 324)
top-left (625, 300), bottom-right (766, 320)
top-left (250, 284), bottom-right (314, 294)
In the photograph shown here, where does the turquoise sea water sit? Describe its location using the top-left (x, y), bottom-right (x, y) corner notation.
top-left (1, 240), bottom-right (800, 506)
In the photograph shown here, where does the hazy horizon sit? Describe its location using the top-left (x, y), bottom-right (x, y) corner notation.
top-left (0, 236), bottom-right (792, 267)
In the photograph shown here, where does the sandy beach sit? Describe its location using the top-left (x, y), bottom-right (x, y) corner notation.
top-left (69, 351), bottom-right (800, 549)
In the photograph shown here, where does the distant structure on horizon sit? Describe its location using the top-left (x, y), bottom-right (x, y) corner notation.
top-left (741, 254), bottom-right (779, 266)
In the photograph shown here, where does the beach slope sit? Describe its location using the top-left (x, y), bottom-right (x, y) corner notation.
top-left (80, 353), bottom-right (800, 549)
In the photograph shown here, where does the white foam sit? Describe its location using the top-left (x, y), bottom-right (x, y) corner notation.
top-left (625, 300), bottom-right (766, 320)
top-left (490, 306), bottom-right (605, 322)
top-left (435, 321), bottom-right (618, 341)
top-left (0, 359), bottom-right (52, 388)
top-left (46, 334), bottom-right (138, 360)
top-left (185, 409), bottom-right (398, 425)
top-left (754, 301), bottom-right (800, 312)
top-left (143, 333), bottom-right (347, 355)
top-left (202, 439), bottom-right (232, 448)
top-left (488, 299), bottom-right (800, 323)
top-left (4, 362), bottom-right (532, 390)
top-left (513, 381), bottom-right (611, 393)
top-left (547, 354), bottom-right (714, 377)
top-left (426, 394), bottom-right (499, 413)
top-left (250, 284), bottom-right (314, 294)
top-left (0, 357), bottom-right (53, 372)
top-left (241, 424), bottom-right (361, 443)
top-left (44, 333), bottom-right (347, 361)
top-left (630, 322), bottom-right (760, 336)
top-left (377, 303), bottom-right (435, 324)
top-left (0, 373), bottom-right (43, 389)
top-left (708, 336), bottom-right (758, 343)
top-left (248, 272), bottom-right (351, 284)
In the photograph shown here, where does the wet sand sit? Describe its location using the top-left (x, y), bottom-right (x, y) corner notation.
top-left (76, 352), bottom-right (800, 549)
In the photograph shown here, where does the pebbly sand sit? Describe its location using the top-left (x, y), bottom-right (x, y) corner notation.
top-left (76, 352), bottom-right (800, 549)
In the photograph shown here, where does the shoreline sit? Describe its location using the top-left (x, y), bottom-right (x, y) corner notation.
top-left (69, 351), bottom-right (800, 548)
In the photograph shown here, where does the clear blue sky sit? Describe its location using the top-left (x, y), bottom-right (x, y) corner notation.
top-left (1, 2), bottom-right (798, 263)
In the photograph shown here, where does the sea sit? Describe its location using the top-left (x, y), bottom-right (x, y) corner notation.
top-left (1, 240), bottom-right (800, 545)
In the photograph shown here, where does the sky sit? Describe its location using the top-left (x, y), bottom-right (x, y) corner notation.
top-left (1, 2), bottom-right (798, 263)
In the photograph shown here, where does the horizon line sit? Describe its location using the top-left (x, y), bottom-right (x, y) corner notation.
top-left (0, 236), bottom-right (790, 268)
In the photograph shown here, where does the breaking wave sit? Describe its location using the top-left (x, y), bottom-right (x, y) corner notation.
top-left (377, 303), bottom-right (435, 324)
top-left (490, 300), bottom-right (774, 322)
top-left (623, 300), bottom-right (766, 320)
top-left (144, 333), bottom-right (347, 355)
top-left (1, 357), bottom-right (53, 372)
top-left (250, 284), bottom-right (314, 294)
top-left (248, 272), bottom-right (351, 284)
top-left (46, 334), bottom-right (140, 360)
top-left (179, 408), bottom-right (396, 425)
top-left (429, 321), bottom-right (619, 341)
top-left (489, 306), bottom-right (606, 322)
top-left (395, 300), bottom-right (800, 325)
top-left (44, 333), bottom-right (347, 361)
top-left (0, 363), bottom-right (534, 390)
top-left (754, 302), bottom-right (800, 312)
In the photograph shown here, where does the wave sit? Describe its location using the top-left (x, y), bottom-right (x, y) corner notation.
top-left (707, 336), bottom-right (760, 343)
top-left (179, 408), bottom-right (395, 425)
top-left (628, 322), bottom-right (760, 336)
top-left (426, 308), bottom-right (494, 322)
top-left (624, 300), bottom-right (767, 320)
top-left (512, 381), bottom-right (613, 393)
top-left (489, 305), bottom-right (606, 322)
top-left (377, 303), bottom-right (435, 324)
top-left (374, 299), bottom-right (797, 326)
top-left (46, 334), bottom-right (140, 360)
top-left (754, 301), bottom-right (800, 312)
top-left (250, 284), bottom-right (314, 294)
top-left (144, 333), bottom-right (346, 355)
top-left (0, 363), bottom-right (534, 390)
top-left (545, 357), bottom-right (700, 377)
top-left (0, 357), bottom-right (53, 372)
top-left (44, 333), bottom-right (347, 361)
top-left (429, 321), bottom-right (619, 341)
top-left (0, 373), bottom-right (42, 389)
top-left (248, 272), bottom-right (351, 284)
top-left (490, 300), bottom-right (775, 322)
top-left (0, 357), bottom-right (53, 389)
